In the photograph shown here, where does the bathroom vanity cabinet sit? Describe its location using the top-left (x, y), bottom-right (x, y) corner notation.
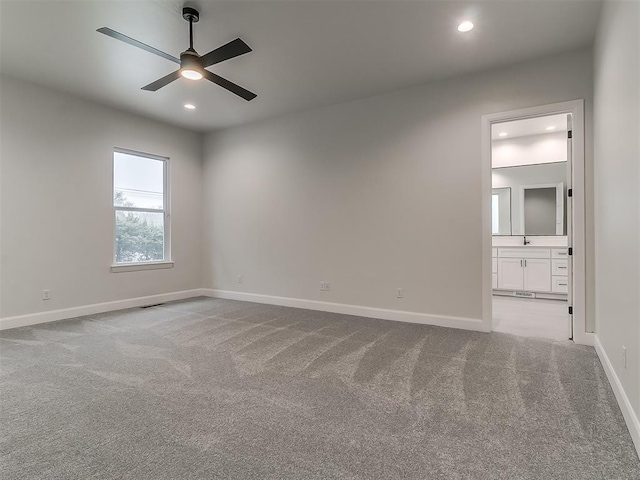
top-left (493, 247), bottom-right (568, 296)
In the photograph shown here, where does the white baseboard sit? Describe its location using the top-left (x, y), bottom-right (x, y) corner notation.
top-left (204, 289), bottom-right (488, 332)
top-left (594, 335), bottom-right (640, 458)
top-left (0, 289), bottom-right (206, 331)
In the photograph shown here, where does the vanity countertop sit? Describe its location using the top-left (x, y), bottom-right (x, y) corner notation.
top-left (493, 244), bottom-right (568, 248)
top-left (492, 235), bottom-right (568, 248)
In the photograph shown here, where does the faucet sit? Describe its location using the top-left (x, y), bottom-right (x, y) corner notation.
top-left (523, 236), bottom-right (531, 245)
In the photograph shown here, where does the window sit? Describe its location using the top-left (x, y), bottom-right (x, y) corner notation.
top-left (492, 194), bottom-right (500, 235)
top-left (112, 148), bottom-right (170, 267)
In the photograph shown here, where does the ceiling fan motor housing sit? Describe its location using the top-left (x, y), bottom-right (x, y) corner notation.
top-left (180, 50), bottom-right (201, 71)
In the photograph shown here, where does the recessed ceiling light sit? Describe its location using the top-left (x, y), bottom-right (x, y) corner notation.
top-left (498, 132), bottom-right (508, 137)
top-left (546, 126), bottom-right (556, 131)
top-left (184, 103), bottom-right (196, 110)
top-left (457, 21), bottom-right (474, 33)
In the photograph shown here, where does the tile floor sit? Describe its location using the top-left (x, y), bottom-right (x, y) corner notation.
top-left (493, 295), bottom-right (570, 341)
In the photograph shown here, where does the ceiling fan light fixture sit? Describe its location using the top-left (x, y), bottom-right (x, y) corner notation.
top-left (180, 50), bottom-right (203, 80)
top-left (181, 68), bottom-right (203, 80)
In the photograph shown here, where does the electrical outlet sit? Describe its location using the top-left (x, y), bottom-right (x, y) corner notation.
top-left (237, 275), bottom-right (243, 284)
top-left (42, 289), bottom-right (51, 300)
top-left (396, 288), bottom-right (403, 298)
top-left (320, 282), bottom-right (325, 292)
top-left (325, 282), bottom-right (331, 292)
top-left (623, 346), bottom-right (627, 369)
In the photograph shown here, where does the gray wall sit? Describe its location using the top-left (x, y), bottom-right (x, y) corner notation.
top-left (202, 49), bottom-right (594, 324)
top-left (0, 76), bottom-right (203, 318)
top-left (594, 0), bottom-right (640, 429)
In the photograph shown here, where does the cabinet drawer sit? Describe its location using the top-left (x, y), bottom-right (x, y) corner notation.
top-left (492, 273), bottom-right (498, 289)
top-left (552, 276), bottom-right (569, 293)
top-left (552, 249), bottom-right (569, 259)
top-left (552, 260), bottom-right (569, 276)
top-left (492, 248), bottom-right (497, 258)
top-left (498, 248), bottom-right (551, 259)
top-left (492, 258), bottom-right (498, 274)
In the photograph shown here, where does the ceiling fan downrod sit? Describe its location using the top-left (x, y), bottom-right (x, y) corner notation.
top-left (182, 7), bottom-right (199, 52)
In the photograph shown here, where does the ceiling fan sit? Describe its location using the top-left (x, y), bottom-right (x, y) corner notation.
top-left (97, 7), bottom-right (256, 101)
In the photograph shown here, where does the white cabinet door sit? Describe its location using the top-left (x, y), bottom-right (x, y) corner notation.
top-left (498, 258), bottom-right (524, 290)
top-left (523, 259), bottom-right (552, 292)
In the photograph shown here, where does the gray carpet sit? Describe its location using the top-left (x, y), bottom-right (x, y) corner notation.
top-left (1, 297), bottom-right (638, 479)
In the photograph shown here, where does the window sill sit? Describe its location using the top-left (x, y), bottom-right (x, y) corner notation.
top-left (110, 261), bottom-right (174, 273)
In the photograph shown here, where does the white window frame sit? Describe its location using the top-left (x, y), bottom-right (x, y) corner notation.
top-left (111, 147), bottom-right (172, 273)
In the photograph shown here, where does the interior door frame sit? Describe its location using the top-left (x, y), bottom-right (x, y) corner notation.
top-left (481, 100), bottom-right (592, 345)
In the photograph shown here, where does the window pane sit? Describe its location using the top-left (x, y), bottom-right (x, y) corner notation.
top-left (114, 151), bottom-right (164, 209)
top-left (115, 211), bottom-right (164, 263)
top-left (492, 194), bottom-right (500, 234)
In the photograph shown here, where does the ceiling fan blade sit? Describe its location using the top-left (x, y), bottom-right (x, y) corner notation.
top-left (97, 27), bottom-right (180, 64)
top-left (142, 70), bottom-right (181, 91)
top-left (203, 70), bottom-right (256, 101)
top-left (200, 38), bottom-right (252, 68)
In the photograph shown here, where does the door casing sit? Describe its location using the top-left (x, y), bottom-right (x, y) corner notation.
top-left (481, 100), bottom-right (591, 345)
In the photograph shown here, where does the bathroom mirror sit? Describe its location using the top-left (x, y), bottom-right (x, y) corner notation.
top-left (491, 113), bottom-right (569, 236)
top-left (492, 162), bottom-right (567, 235)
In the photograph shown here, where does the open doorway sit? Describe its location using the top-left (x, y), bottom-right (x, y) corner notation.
top-left (482, 100), bottom-right (588, 344)
top-left (490, 112), bottom-right (573, 341)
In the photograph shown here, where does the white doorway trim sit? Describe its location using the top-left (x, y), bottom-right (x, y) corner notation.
top-left (481, 100), bottom-right (592, 345)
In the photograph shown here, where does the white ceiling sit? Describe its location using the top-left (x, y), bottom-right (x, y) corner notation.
top-left (491, 113), bottom-right (569, 140)
top-left (0, 1), bottom-right (602, 132)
